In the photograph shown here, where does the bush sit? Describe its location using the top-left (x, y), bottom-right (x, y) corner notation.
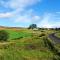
top-left (39, 33), bottom-right (45, 37)
top-left (0, 30), bottom-right (9, 41)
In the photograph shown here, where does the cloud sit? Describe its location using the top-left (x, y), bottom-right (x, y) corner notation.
top-left (9, 0), bottom-right (41, 9)
top-left (51, 21), bottom-right (60, 28)
top-left (0, 0), bottom-right (41, 10)
top-left (14, 9), bottom-right (41, 24)
top-left (0, 0), bottom-right (60, 28)
top-left (0, 0), bottom-right (41, 18)
top-left (15, 15), bottom-right (31, 23)
top-left (0, 12), bottom-right (14, 18)
top-left (14, 12), bottom-right (60, 28)
top-left (14, 15), bottom-right (40, 24)
top-left (37, 12), bottom-right (60, 28)
top-left (37, 13), bottom-right (53, 28)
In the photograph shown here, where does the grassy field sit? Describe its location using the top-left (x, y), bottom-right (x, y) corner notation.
top-left (54, 31), bottom-right (60, 51)
top-left (0, 29), bottom-right (59, 60)
top-left (5, 29), bottom-right (32, 40)
top-left (55, 32), bottom-right (60, 38)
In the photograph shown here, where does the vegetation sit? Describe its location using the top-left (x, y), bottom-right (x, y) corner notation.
top-left (0, 28), bottom-right (59, 60)
top-left (28, 24), bottom-right (37, 29)
top-left (5, 30), bottom-right (32, 40)
top-left (55, 32), bottom-right (60, 38)
top-left (0, 30), bottom-right (9, 41)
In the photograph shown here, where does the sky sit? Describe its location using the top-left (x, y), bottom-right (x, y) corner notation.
top-left (0, 0), bottom-right (60, 28)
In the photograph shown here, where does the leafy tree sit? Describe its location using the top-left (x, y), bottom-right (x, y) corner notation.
top-left (0, 30), bottom-right (9, 41)
top-left (28, 24), bottom-right (37, 29)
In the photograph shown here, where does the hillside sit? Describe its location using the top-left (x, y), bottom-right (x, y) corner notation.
top-left (0, 26), bottom-right (59, 60)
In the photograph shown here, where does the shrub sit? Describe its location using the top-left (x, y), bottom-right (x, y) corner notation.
top-left (39, 33), bottom-right (45, 37)
top-left (0, 30), bottom-right (9, 41)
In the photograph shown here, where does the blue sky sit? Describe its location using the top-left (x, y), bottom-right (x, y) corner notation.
top-left (0, 0), bottom-right (60, 28)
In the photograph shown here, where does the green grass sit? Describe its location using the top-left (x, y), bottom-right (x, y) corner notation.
top-left (5, 30), bottom-right (32, 40)
top-left (0, 36), bottom-right (55, 60)
top-left (54, 30), bottom-right (60, 38)
top-left (56, 33), bottom-right (60, 38)
top-left (1, 49), bottom-right (54, 60)
top-left (0, 29), bottom-right (58, 60)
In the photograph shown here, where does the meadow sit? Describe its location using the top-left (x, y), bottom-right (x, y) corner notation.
top-left (55, 31), bottom-right (60, 38)
top-left (0, 28), bottom-right (60, 60)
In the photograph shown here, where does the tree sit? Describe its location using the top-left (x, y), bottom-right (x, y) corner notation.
top-left (28, 24), bottom-right (37, 29)
top-left (0, 30), bottom-right (9, 41)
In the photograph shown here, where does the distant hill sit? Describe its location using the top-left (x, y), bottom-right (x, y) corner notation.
top-left (0, 26), bottom-right (26, 30)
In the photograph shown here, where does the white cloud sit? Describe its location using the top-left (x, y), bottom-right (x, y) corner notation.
top-left (14, 9), bottom-right (41, 24)
top-left (33, 16), bottom-right (40, 20)
top-left (37, 12), bottom-right (60, 28)
top-left (14, 15), bottom-right (40, 24)
top-left (10, 0), bottom-right (40, 8)
top-left (0, 0), bottom-right (60, 28)
top-left (51, 21), bottom-right (60, 28)
top-left (0, 0), bottom-right (41, 18)
top-left (14, 12), bottom-right (54, 28)
top-left (15, 15), bottom-right (31, 23)
top-left (37, 13), bottom-right (53, 28)
top-left (0, 12), bottom-right (14, 18)
top-left (0, 0), bottom-right (41, 10)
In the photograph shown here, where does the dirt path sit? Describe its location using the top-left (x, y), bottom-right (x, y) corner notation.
top-left (48, 33), bottom-right (60, 44)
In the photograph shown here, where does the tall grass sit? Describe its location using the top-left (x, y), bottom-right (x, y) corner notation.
top-left (0, 29), bottom-right (58, 60)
